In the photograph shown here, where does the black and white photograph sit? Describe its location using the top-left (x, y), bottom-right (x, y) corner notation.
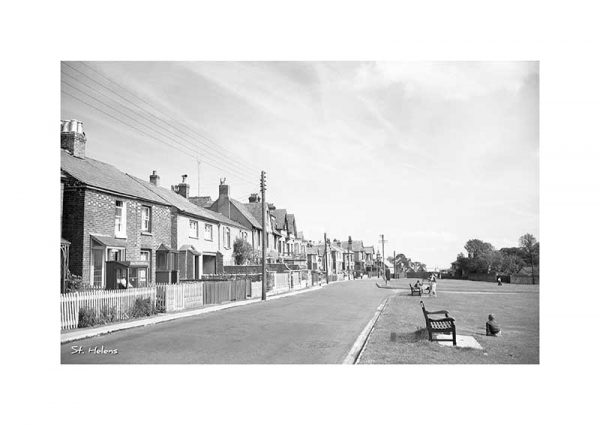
top-left (4, 1), bottom-right (600, 425)
top-left (59, 61), bottom-right (539, 365)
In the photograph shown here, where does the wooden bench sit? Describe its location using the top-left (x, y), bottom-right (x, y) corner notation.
top-left (420, 301), bottom-right (456, 345)
top-left (409, 284), bottom-right (423, 296)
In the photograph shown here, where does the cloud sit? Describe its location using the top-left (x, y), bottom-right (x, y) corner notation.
top-left (354, 61), bottom-right (538, 100)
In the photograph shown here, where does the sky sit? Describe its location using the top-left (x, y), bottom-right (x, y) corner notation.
top-left (61, 61), bottom-right (539, 269)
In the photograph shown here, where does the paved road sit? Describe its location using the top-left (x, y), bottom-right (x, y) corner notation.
top-left (61, 279), bottom-right (389, 364)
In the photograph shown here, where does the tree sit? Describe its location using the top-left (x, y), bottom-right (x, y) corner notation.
top-left (464, 239), bottom-right (495, 259)
top-left (519, 233), bottom-right (539, 284)
top-left (500, 254), bottom-right (525, 274)
top-left (233, 237), bottom-right (254, 265)
top-left (485, 250), bottom-right (504, 273)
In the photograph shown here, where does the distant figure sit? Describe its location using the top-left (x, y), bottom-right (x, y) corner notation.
top-left (385, 268), bottom-right (391, 282)
top-left (486, 314), bottom-right (502, 336)
top-left (429, 279), bottom-right (437, 297)
top-left (497, 277), bottom-right (503, 286)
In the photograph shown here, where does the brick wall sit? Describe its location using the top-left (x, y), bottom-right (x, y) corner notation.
top-left (62, 185), bottom-right (172, 289)
top-left (62, 182), bottom-right (86, 277)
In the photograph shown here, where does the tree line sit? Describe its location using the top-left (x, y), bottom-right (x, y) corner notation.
top-left (451, 233), bottom-right (539, 281)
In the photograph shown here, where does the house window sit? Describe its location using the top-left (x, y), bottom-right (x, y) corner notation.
top-left (140, 249), bottom-right (152, 281)
top-left (204, 223), bottom-right (213, 241)
top-left (141, 206), bottom-right (151, 232)
top-left (223, 227), bottom-right (231, 249)
top-left (189, 219), bottom-right (198, 238)
top-left (115, 200), bottom-right (126, 237)
top-left (108, 248), bottom-right (124, 261)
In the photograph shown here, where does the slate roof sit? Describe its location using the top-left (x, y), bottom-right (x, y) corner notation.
top-left (273, 209), bottom-right (288, 230)
top-left (188, 196), bottom-right (214, 208)
top-left (330, 245), bottom-right (344, 253)
top-left (286, 214), bottom-right (297, 236)
top-left (129, 176), bottom-right (249, 229)
top-left (242, 203), bottom-right (266, 228)
top-left (61, 151), bottom-right (167, 205)
top-left (341, 240), bottom-right (365, 251)
top-left (230, 198), bottom-right (262, 229)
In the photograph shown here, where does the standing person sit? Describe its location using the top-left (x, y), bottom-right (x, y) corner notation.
top-left (497, 276), bottom-right (503, 286)
top-left (429, 278), bottom-right (437, 297)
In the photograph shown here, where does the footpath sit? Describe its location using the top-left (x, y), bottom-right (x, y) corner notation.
top-left (61, 283), bottom-right (334, 344)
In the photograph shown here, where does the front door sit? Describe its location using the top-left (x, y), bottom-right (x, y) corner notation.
top-left (91, 248), bottom-right (104, 288)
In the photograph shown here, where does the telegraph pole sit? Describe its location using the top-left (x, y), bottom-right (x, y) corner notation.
top-left (324, 233), bottom-right (329, 285)
top-left (379, 234), bottom-right (388, 284)
top-left (393, 250), bottom-right (396, 280)
top-left (347, 236), bottom-right (353, 280)
top-left (260, 171), bottom-right (267, 301)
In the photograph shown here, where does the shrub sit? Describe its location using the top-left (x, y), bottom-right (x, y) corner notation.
top-left (99, 306), bottom-right (118, 324)
top-left (78, 307), bottom-right (98, 328)
top-left (233, 237), bottom-right (255, 265)
top-left (65, 274), bottom-right (83, 293)
top-left (131, 297), bottom-right (156, 318)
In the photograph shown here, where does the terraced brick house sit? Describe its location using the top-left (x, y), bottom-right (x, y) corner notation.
top-left (131, 173), bottom-right (251, 276)
top-left (342, 240), bottom-right (366, 274)
top-left (244, 194), bottom-right (280, 262)
top-left (272, 209), bottom-right (307, 268)
top-left (60, 120), bottom-right (175, 291)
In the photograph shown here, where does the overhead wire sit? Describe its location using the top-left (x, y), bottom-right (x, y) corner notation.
top-left (61, 77), bottom-right (258, 186)
top-left (67, 62), bottom-right (259, 175)
top-left (61, 88), bottom-right (258, 190)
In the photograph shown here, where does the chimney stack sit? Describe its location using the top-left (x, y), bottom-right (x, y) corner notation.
top-left (149, 170), bottom-right (160, 186)
top-left (61, 119), bottom-right (86, 158)
top-left (218, 179), bottom-right (230, 198)
top-left (248, 193), bottom-right (260, 203)
top-left (171, 174), bottom-right (190, 198)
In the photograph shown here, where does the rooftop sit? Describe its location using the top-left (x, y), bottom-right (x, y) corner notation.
top-left (61, 150), bottom-right (168, 205)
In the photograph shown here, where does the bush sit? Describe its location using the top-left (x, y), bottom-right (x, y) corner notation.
top-left (78, 307), bottom-right (97, 328)
top-left (233, 237), bottom-right (255, 265)
top-left (131, 297), bottom-right (156, 318)
top-left (65, 274), bottom-right (83, 293)
top-left (99, 306), bottom-right (118, 324)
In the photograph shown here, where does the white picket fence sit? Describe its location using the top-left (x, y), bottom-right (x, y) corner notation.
top-left (60, 287), bottom-right (157, 330)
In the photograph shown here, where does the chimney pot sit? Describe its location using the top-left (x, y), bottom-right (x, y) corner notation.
top-left (60, 119), bottom-right (86, 158)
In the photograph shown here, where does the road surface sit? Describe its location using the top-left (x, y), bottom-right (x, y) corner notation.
top-left (61, 278), bottom-right (389, 364)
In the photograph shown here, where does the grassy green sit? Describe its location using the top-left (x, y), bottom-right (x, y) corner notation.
top-left (359, 278), bottom-right (539, 364)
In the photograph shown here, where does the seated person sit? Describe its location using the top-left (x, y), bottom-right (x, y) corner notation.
top-left (486, 314), bottom-right (502, 336)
